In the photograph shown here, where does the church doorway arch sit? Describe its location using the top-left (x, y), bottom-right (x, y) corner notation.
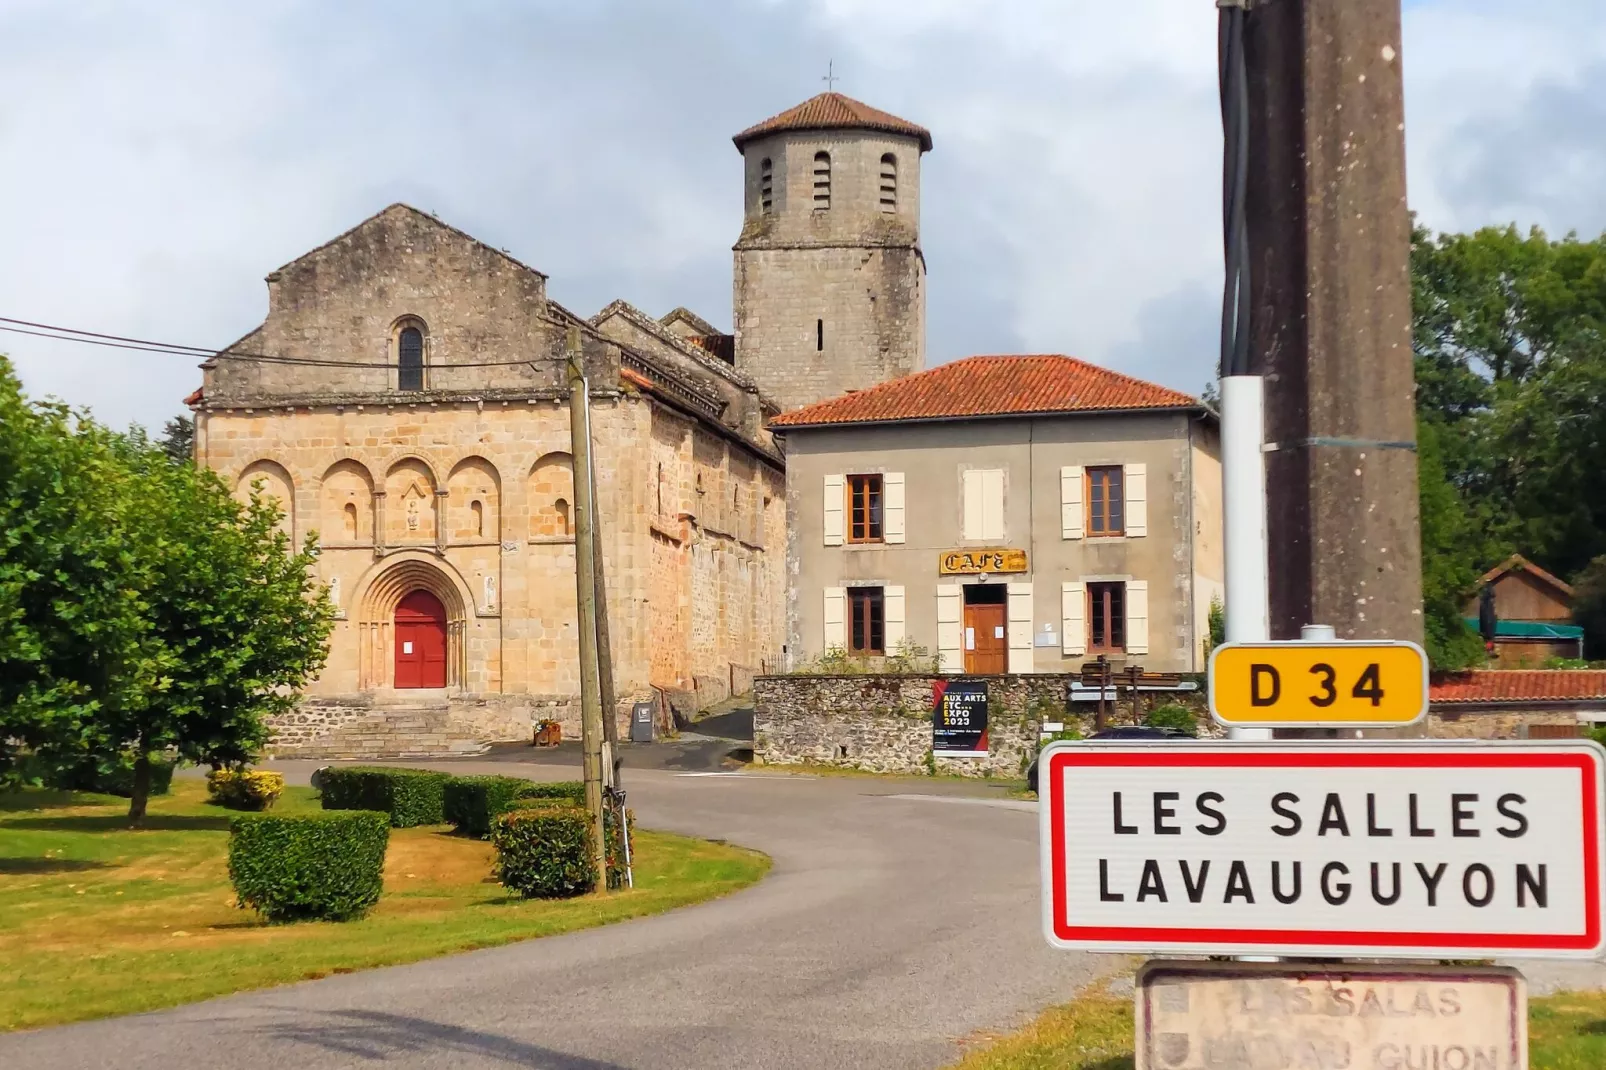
top-left (394, 589), bottom-right (448, 688)
top-left (352, 553), bottom-right (472, 691)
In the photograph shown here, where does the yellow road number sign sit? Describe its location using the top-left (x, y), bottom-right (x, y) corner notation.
top-left (1208, 641), bottom-right (1429, 728)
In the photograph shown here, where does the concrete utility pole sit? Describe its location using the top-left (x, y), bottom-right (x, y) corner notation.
top-left (586, 399), bottom-right (619, 783)
top-left (566, 328), bottom-right (609, 889)
top-left (1242, 0), bottom-right (1424, 648)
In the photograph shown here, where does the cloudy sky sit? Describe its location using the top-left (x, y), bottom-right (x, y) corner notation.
top-left (2, 0), bottom-right (1603, 432)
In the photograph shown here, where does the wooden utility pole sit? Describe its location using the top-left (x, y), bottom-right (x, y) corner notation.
top-left (1242, 0), bottom-right (1424, 649)
top-left (566, 328), bottom-right (609, 889)
top-left (589, 436), bottom-right (619, 780)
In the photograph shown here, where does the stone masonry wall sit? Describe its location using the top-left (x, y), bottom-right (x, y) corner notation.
top-left (754, 673), bottom-right (1098, 778)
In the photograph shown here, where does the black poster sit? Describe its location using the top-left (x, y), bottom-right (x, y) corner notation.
top-left (933, 679), bottom-right (989, 755)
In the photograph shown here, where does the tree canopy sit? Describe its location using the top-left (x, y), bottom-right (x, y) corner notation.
top-left (1411, 222), bottom-right (1606, 664)
top-left (0, 358), bottom-right (334, 820)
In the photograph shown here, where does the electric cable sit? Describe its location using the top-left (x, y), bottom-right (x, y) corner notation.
top-left (1219, 0), bottom-right (1251, 378)
top-left (0, 316), bottom-right (562, 370)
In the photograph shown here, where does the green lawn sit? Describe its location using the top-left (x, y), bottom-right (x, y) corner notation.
top-left (950, 982), bottom-right (1606, 1070)
top-left (0, 779), bottom-right (769, 1032)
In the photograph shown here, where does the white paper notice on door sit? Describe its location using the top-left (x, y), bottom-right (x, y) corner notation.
top-left (994, 626), bottom-right (1005, 639)
top-left (403, 641), bottom-right (414, 654)
top-left (965, 627), bottom-right (975, 650)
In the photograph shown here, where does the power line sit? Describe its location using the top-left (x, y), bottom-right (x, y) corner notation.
top-left (0, 316), bottom-right (563, 370)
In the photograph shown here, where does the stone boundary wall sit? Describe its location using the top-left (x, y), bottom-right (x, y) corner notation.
top-left (266, 693), bottom-right (634, 759)
top-left (753, 673), bottom-right (1101, 778)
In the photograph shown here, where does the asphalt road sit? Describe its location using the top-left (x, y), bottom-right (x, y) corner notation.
top-left (1, 760), bottom-right (1111, 1070)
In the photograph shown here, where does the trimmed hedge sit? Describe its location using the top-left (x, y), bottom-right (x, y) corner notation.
top-left (228, 810), bottom-right (389, 922)
top-left (490, 801), bottom-right (634, 898)
top-left (207, 769), bottom-right (285, 811)
top-left (444, 776), bottom-right (532, 838)
top-left (443, 777), bottom-right (588, 838)
top-left (518, 780), bottom-right (586, 805)
top-left (319, 766), bottom-right (450, 827)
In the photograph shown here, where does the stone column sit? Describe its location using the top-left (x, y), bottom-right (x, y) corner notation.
top-left (435, 488), bottom-right (451, 553)
top-left (1244, 0), bottom-right (1422, 645)
top-left (372, 490), bottom-right (387, 557)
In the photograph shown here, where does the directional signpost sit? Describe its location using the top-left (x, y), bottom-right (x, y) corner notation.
top-left (1039, 740), bottom-right (1606, 960)
top-left (1209, 640), bottom-right (1428, 729)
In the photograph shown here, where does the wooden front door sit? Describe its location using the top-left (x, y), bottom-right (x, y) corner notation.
top-left (964, 602), bottom-right (1007, 674)
top-left (394, 590), bottom-right (448, 688)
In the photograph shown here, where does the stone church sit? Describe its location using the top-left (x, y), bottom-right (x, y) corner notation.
top-left (186, 92), bottom-right (931, 757)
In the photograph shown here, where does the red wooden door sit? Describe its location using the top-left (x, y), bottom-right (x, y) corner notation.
top-left (394, 590), bottom-right (448, 688)
top-left (964, 603), bottom-right (1007, 674)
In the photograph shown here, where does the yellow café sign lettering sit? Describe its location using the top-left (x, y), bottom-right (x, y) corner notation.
top-left (938, 548), bottom-right (1029, 575)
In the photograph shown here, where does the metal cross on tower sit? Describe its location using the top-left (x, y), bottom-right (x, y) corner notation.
top-left (822, 60), bottom-right (838, 91)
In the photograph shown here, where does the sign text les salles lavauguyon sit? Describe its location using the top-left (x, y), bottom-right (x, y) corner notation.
top-left (1039, 742), bottom-right (1606, 959)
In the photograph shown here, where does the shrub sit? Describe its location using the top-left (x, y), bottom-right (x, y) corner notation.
top-left (517, 780), bottom-right (586, 805)
top-left (47, 752), bottom-right (175, 797)
top-left (228, 810), bottom-right (389, 922)
top-left (207, 769), bottom-right (285, 811)
top-left (443, 777), bottom-right (587, 838)
top-left (1146, 704), bottom-right (1200, 737)
top-left (319, 766), bottom-right (450, 827)
top-left (491, 801), bottom-right (633, 898)
top-left (492, 804), bottom-right (596, 899)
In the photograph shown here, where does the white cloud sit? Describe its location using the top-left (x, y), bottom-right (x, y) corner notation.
top-left (0, 0), bottom-right (1600, 430)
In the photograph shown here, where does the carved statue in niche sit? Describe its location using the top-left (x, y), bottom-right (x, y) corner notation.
top-left (402, 482), bottom-right (426, 531)
top-left (483, 573), bottom-right (497, 608)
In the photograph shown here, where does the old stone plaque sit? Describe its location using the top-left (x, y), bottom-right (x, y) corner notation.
top-left (1135, 960), bottom-right (1525, 1070)
top-left (938, 548), bottom-right (1027, 575)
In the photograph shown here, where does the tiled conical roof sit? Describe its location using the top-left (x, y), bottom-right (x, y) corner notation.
top-left (733, 92), bottom-right (932, 152)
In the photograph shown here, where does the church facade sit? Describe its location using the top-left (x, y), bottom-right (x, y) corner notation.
top-left (187, 93), bottom-right (930, 756)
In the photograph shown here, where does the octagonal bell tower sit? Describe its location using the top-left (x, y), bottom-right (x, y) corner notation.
top-left (731, 92), bottom-right (932, 414)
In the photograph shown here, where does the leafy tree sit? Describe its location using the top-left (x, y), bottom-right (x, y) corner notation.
top-left (0, 357), bottom-right (334, 821)
top-left (0, 360), bottom-right (160, 783)
top-left (1409, 222), bottom-right (1606, 661)
top-left (90, 433), bottom-right (335, 821)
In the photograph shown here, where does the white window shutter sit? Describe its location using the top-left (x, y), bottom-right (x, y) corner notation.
top-left (982, 469), bottom-right (1005, 541)
top-left (1126, 580), bottom-right (1149, 655)
top-left (823, 474), bottom-right (845, 546)
top-left (824, 587), bottom-right (846, 649)
top-left (1125, 463), bottom-right (1147, 537)
top-left (962, 470), bottom-right (983, 540)
top-left (936, 585), bottom-right (963, 674)
top-left (1062, 581), bottom-right (1087, 656)
top-left (884, 585), bottom-right (906, 650)
top-left (1061, 465), bottom-right (1084, 540)
top-left (883, 472), bottom-right (905, 544)
top-left (1006, 581), bottom-right (1034, 674)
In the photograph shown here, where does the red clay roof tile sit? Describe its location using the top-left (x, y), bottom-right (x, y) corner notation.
top-left (769, 355), bottom-right (1200, 428)
top-left (1430, 670), bottom-right (1606, 704)
top-left (734, 92), bottom-right (932, 152)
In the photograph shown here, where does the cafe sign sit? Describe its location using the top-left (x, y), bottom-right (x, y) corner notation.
top-left (939, 548), bottom-right (1028, 575)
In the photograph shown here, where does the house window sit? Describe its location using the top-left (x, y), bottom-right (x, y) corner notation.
top-left (816, 318), bottom-right (824, 352)
top-left (847, 474), bottom-right (883, 543)
top-left (1087, 465), bottom-right (1124, 536)
top-left (813, 151), bottom-right (831, 210)
top-left (397, 325), bottom-right (425, 391)
top-left (879, 153), bottom-right (897, 211)
top-left (962, 469), bottom-right (1005, 541)
top-left (1089, 582), bottom-right (1126, 652)
top-left (849, 587), bottom-right (885, 655)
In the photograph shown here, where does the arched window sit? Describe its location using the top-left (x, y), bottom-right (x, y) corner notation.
top-left (554, 498), bottom-right (571, 536)
top-left (397, 324), bottom-right (424, 391)
top-left (879, 153), bottom-right (897, 212)
top-left (470, 500), bottom-right (484, 537)
top-left (343, 502), bottom-right (358, 540)
top-left (812, 151), bottom-right (831, 211)
top-left (760, 158), bottom-right (774, 214)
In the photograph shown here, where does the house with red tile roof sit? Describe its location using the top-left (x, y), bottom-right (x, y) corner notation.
top-left (1429, 670), bottom-right (1606, 739)
top-left (768, 354), bottom-right (1221, 675)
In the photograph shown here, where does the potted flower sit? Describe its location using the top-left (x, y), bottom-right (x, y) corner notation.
top-left (533, 719), bottom-right (562, 747)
